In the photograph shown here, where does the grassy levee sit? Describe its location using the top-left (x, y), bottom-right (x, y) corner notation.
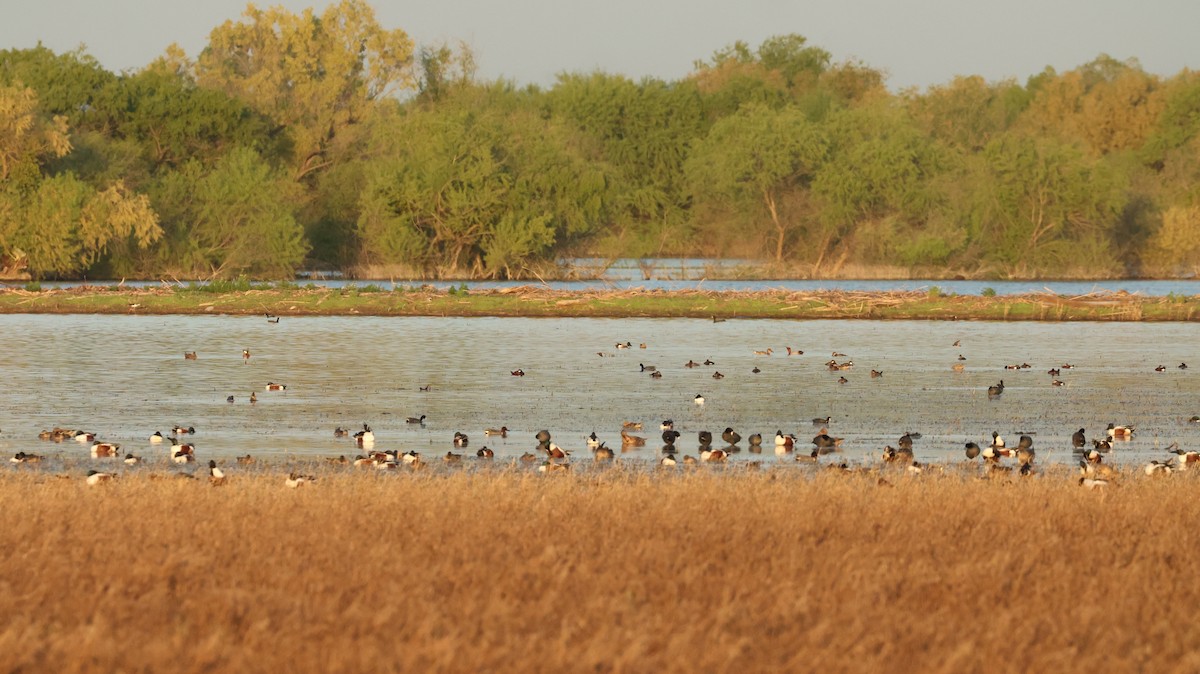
top-left (1, 285), bottom-right (1199, 320)
top-left (2, 466), bottom-right (1199, 672)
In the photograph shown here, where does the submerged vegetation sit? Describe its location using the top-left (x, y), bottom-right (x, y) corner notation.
top-left (1, 284), bottom-right (1198, 321)
top-left (1, 467), bottom-right (1199, 671)
top-left (0, 1), bottom-right (1199, 281)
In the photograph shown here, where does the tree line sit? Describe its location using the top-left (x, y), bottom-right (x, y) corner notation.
top-left (1, 0), bottom-right (1198, 280)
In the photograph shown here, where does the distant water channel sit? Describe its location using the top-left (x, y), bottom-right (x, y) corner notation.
top-left (1, 315), bottom-right (1197, 471)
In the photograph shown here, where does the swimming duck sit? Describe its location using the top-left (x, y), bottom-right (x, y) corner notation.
top-left (990, 431), bottom-right (1005, 449)
top-left (1078, 476), bottom-right (1111, 490)
top-left (1107, 423), bottom-right (1134, 439)
top-left (685, 360), bottom-right (699, 368)
top-left (616, 341), bottom-right (632, 349)
top-left (1072, 428), bottom-right (1086, 448)
top-left (1180, 363), bottom-right (1189, 370)
top-left (1092, 438), bottom-right (1113, 452)
top-left (964, 442), bottom-right (981, 460)
top-left (1155, 365), bottom-right (1167, 373)
top-left (74, 431), bottom-right (96, 443)
top-left (334, 426), bottom-right (349, 438)
top-left (897, 433), bottom-right (914, 452)
top-left (1047, 368), bottom-right (1061, 377)
top-left (620, 430), bottom-right (646, 448)
top-left (660, 454), bottom-right (677, 467)
top-left (753, 348), bottom-right (773, 356)
top-left (786, 347), bottom-right (803, 356)
top-left (285, 472), bottom-right (313, 488)
top-left (545, 443), bottom-right (569, 459)
top-left (406, 414), bottom-right (428, 425)
top-left (870, 370), bottom-right (883, 378)
top-left (712, 371), bottom-right (724, 380)
top-left (265, 383), bottom-right (287, 391)
top-left (662, 430), bottom-right (681, 445)
top-left (208, 460), bottom-right (227, 485)
top-left (650, 371), bottom-right (663, 379)
top-left (699, 448), bottom-right (728, 462)
top-left (952, 363), bottom-right (965, 372)
top-left (184, 351), bottom-right (197, 360)
top-left (775, 431), bottom-right (794, 450)
top-left (535, 430), bottom-right (552, 444)
top-left (837, 376), bottom-right (849, 384)
top-left (444, 451), bottom-right (463, 464)
top-left (793, 448), bottom-right (819, 463)
top-left (721, 427), bottom-right (741, 445)
top-left (242, 349), bottom-right (250, 363)
top-left (640, 363), bottom-right (656, 372)
top-left (169, 442), bottom-right (195, 463)
top-left (694, 394), bottom-right (705, 406)
top-left (91, 441), bottom-right (121, 458)
top-left (10, 452), bottom-right (43, 463)
top-left (249, 392), bottom-right (257, 404)
top-left (474, 446), bottom-right (494, 459)
top-left (453, 432), bottom-right (469, 447)
top-left (704, 359), bottom-right (715, 366)
top-left (401, 451), bottom-right (422, 466)
top-left (123, 453), bottom-right (141, 465)
top-left (586, 432), bottom-right (601, 448)
top-left (1143, 460), bottom-right (1173, 477)
top-left (987, 381), bottom-right (1005, 397)
top-left (1168, 444), bottom-right (1199, 469)
top-left (86, 470), bottom-right (116, 486)
top-left (639, 343), bottom-right (647, 349)
top-left (660, 420), bottom-right (674, 431)
top-left (751, 367), bottom-right (761, 374)
top-left (698, 430), bottom-right (713, 446)
top-left (747, 433), bottom-right (762, 447)
top-left (511, 369), bottom-right (525, 377)
top-left (594, 445), bottom-right (615, 461)
top-left (520, 452), bottom-right (538, 463)
top-left (326, 455), bottom-right (349, 465)
top-left (355, 425), bottom-right (375, 446)
top-left (812, 431), bottom-right (843, 453)
top-left (149, 431), bottom-right (165, 444)
top-left (622, 421), bottom-right (643, 431)
top-left (237, 454), bottom-right (255, 465)
top-left (172, 426), bottom-right (195, 435)
top-left (538, 461), bottom-right (570, 473)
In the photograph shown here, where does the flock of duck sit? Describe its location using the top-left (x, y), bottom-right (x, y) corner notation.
top-left (5, 333), bottom-right (1197, 491)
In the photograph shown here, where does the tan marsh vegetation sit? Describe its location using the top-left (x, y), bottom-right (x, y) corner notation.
top-left (1, 466), bottom-right (1198, 672)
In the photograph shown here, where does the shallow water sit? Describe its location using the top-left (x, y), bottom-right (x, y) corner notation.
top-left (0, 315), bottom-right (1197, 469)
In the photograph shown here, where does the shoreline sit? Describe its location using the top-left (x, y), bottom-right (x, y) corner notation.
top-left (1, 285), bottom-right (1198, 321)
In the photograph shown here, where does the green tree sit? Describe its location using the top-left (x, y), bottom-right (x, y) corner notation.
top-left (685, 103), bottom-right (826, 264)
top-left (195, 0), bottom-right (416, 182)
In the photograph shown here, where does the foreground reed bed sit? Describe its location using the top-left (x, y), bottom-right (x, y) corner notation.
top-left (1, 466), bottom-right (1197, 673)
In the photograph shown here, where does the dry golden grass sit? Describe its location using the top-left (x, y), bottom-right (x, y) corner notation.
top-left (2, 465), bottom-right (1199, 673)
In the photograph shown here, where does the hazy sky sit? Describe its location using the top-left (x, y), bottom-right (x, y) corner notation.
top-left (2, 0), bottom-right (1196, 91)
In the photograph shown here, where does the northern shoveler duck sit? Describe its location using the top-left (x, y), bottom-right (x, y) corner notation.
top-left (694, 394), bottom-right (705, 406)
top-left (209, 460), bottom-right (227, 485)
top-left (149, 431), bottom-right (165, 443)
top-left (1092, 438), bottom-right (1113, 451)
top-left (170, 442), bottom-right (195, 463)
top-left (1106, 423), bottom-right (1134, 439)
top-left (1072, 428), bottom-right (1086, 448)
top-left (352, 455), bottom-right (373, 467)
top-left (544, 443), bottom-right (569, 459)
top-left (964, 442), bottom-right (981, 460)
top-left (172, 425), bottom-right (195, 435)
top-left (586, 432), bottom-right (601, 448)
top-left (477, 447), bottom-right (494, 458)
top-left (640, 363), bottom-right (656, 372)
top-left (1047, 368), bottom-right (1060, 376)
top-left (74, 431), bottom-right (96, 443)
top-left (1061, 363), bottom-right (1075, 369)
top-left (242, 349), bottom-right (250, 363)
top-left (10, 452), bottom-right (43, 463)
top-left (86, 470), bottom-right (116, 486)
top-left (722, 427), bottom-right (741, 445)
top-left (401, 451), bottom-right (421, 466)
top-left (334, 426), bottom-right (349, 438)
top-left (987, 381), bottom-right (1004, 397)
top-left (91, 441), bottom-right (121, 458)
top-left (265, 383), bottom-right (287, 391)
top-left (1052, 379), bottom-right (1066, 387)
top-left (453, 432), bottom-right (469, 447)
top-left (621, 430), bottom-right (646, 448)
top-left (1143, 460), bottom-right (1174, 477)
top-left (660, 420), bottom-right (674, 431)
top-left (538, 461), bottom-right (570, 473)
top-left (775, 431), bottom-right (794, 450)
top-left (1169, 444), bottom-right (1200, 469)
top-left (616, 341), bottom-right (631, 349)
top-left (237, 454), bottom-right (255, 465)
top-left (703, 359), bottom-right (715, 366)
top-left (990, 431), bottom-right (1005, 449)
top-left (786, 347), bottom-right (803, 356)
top-left (484, 426), bottom-right (507, 437)
top-left (1155, 365), bottom-right (1167, 372)
top-left (123, 453), bottom-right (141, 465)
top-left (699, 448), bottom-right (728, 462)
top-left (661, 454), bottom-right (677, 467)
top-left (594, 445), bottom-right (614, 461)
top-left (407, 414), bottom-right (427, 425)
top-left (650, 370), bottom-right (663, 379)
top-left (753, 348), bottom-right (773, 356)
top-left (285, 472), bottom-right (313, 488)
top-left (184, 351), bottom-right (197, 360)
top-left (355, 424), bottom-right (374, 446)
top-left (1079, 476), bottom-right (1111, 490)
top-left (1081, 447), bottom-right (1103, 464)
top-left (712, 371), bottom-right (724, 380)
top-left (511, 369), bottom-right (525, 377)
